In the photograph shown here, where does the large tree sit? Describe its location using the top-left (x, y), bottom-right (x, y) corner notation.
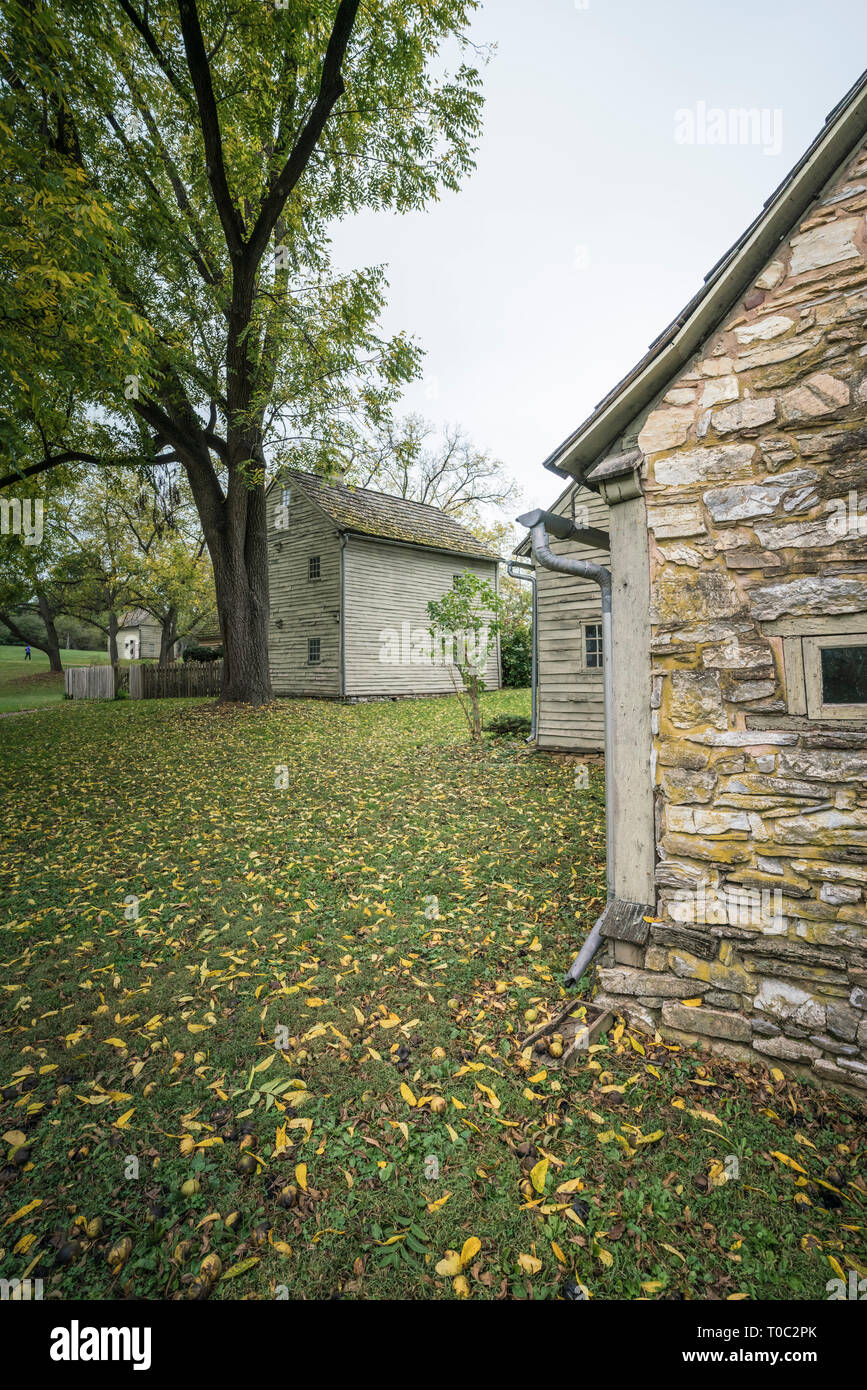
top-left (1, 0), bottom-right (486, 702)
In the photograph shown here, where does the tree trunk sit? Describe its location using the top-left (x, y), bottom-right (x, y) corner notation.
top-left (159, 608), bottom-right (177, 667)
top-left (35, 591), bottom-right (63, 672)
top-left (184, 413), bottom-right (273, 704)
top-left (211, 478), bottom-right (272, 704)
top-left (107, 612), bottom-right (119, 666)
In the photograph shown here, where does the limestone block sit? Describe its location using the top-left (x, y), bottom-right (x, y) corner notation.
top-left (667, 669), bottom-right (727, 730)
top-left (789, 216), bottom-right (863, 275)
top-left (598, 966), bottom-right (699, 999)
top-left (779, 372), bottom-right (851, 422)
top-left (638, 408), bottom-right (695, 455)
top-left (820, 882), bottom-right (861, 906)
top-left (826, 1001), bottom-right (861, 1041)
top-left (662, 1001), bottom-right (751, 1041)
top-left (753, 1034), bottom-right (822, 1062)
top-left (749, 575), bottom-right (867, 620)
top-left (700, 376), bottom-right (739, 408)
top-left (711, 398), bottom-right (777, 434)
top-left (654, 444), bottom-right (755, 487)
top-left (754, 977), bottom-right (826, 1031)
top-left (733, 315), bottom-right (794, 345)
top-left (646, 502), bottom-right (707, 539)
top-left (703, 469), bottom-right (818, 523)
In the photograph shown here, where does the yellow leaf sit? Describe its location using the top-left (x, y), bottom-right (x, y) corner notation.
top-left (530, 1157), bottom-right (549, 1194)
top-left (771, 1151), bottom-right (807, 1175)
top-left (295, 1163), bottom-right (308, 1192)
top-left (115, 1108), bottom-right (134, 1129)
top-left (453, 1274), bottom-right (470, 1298)
top-left (680, 998), bottom-right (703, 1007)
top-left (4, 1199), bottom-right (42, 1226)
top-left (518, 1253), bottom-right (542, 1275)
top-left (400, 1082), bottom-right (417, 1107)
top-left (103, 1038), bottom-right (127, 1049)
top-left (596, 1247), bottom-right (613, 1268)
top-left (551, 1241), bottom-right (566, 1264)
top-left (436, 1250), bottom-right (463, 1276)
top-left (461, 1236), bottom-right (481, 1266)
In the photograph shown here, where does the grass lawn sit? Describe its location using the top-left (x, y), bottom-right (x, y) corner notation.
top-left (0, 690), bottom-right (864, 1301)
top-left (0, 646), bottom-right (110, 714)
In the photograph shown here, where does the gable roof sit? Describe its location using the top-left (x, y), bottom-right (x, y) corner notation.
top-left (543, 67), bottom-right (867, 486)
top-left (118, 608), bottom-right (157, 628)
top-left (274, 469), bottom-right (500, 561)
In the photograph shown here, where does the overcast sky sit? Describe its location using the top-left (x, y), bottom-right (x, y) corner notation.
top-left (329, 0), bottom-right (867, 520)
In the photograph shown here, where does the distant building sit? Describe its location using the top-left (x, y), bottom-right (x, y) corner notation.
top-left (115, 610), bottom-right (167, 661)
top-left (514, 479), bottom-right (609, 751)
top-left (265, 470), bottom-right (501, 699)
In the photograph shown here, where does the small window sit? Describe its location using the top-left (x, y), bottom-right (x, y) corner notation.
top-left (584, 622), bottom-right (603, 669)
top-left (282, 485), bottom-right (291, 509)
top-left (805, 634), bottom-right (867, 718)
top-left (776, 621), bottom-right (867, 721)
top-left (308, 555), bottom-right (321, 581)
top-left (821, 645), bottom-right (867, 703)
top-left (308, 637), bottom-right (321, 664)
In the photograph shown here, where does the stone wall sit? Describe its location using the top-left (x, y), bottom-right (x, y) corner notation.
top-left (596, 142), bottom-right (867, 1091)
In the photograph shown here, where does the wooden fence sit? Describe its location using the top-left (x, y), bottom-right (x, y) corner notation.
top-left (65, 665), bottom-right (115, 700)
top-left (130, 660), bottom-right (223, 700)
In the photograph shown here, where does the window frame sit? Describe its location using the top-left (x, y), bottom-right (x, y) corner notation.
top-left (773, 615), bottom-right (867, 722)
top-left (583, 620), bottom-right (604, 671)
top-left (803, 632), bottom-right (867, 719)
top-left (307, 637), bottom-right (321, 665)
top-left (308, 554), bottom-right (321, 581)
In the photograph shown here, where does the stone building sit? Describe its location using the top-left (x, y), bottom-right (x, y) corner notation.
top-left (531, 72), bottom-right (867, 1089)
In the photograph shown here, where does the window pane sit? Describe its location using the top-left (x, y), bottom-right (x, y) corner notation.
top-left (821, 645), bottom-right (867, 705)
top-left (585, 622), bottom-right (603, 669)
top-left (308, 555), bottom-right (320, 580)
top-left (308, 638), bottom-right (320, 664)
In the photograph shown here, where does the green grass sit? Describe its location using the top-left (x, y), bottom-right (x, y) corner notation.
top-left (0, 690), bottom-right (864, 1301)
top-left (0, 646), bottom-right (110, 714)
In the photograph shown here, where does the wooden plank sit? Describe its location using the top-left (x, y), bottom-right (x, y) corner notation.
top-left (597, 899), bottom-right (654, 945)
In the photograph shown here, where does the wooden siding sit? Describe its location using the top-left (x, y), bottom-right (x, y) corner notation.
top-left (116, 624), bottom-right (161, 660)
top-left (266, 482), bottom-right (342, 696)
top-left (343, 537), bottom-right (501, 697)
top-left (533, 484), bottom-right (609, 751)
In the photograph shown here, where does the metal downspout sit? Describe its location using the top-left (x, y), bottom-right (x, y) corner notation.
top-left (507, 560), bottom-right (537, 741)
top-left (516, 509), bottom-right (614, 989)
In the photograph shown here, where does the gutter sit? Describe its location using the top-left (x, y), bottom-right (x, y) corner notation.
top-left (506, 560), bottom-right (537, 741)
top-left (516, 508), bottom-right (614, 989)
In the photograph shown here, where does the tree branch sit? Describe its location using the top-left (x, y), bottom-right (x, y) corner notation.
top-left (246, 0), bottom-right (361, 267)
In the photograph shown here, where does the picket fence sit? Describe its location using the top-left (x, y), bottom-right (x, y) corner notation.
top-left (129, 660), bottom-right (223, 699)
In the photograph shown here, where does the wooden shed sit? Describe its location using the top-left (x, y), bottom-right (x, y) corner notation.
top-left (514, 480), bottom-right (610, 750)
top-left (265, 470), bottom-right (501, 699)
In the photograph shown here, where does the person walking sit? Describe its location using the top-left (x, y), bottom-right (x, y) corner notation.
top-left (24, 645), bottom-right (31, 661)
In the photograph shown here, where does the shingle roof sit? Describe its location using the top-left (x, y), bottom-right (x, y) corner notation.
top-left (119, 608), bottom-right (157, 628)
top-left (278, 469), bottom-right (500, 561)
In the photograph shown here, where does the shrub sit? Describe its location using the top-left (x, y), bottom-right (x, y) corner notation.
top-left (183, 645), bottom-right (223, 663)
top-left (500, 621), bottom-right (532, 688)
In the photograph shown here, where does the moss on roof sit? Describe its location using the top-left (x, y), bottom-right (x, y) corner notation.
top-left (279, 470), bottom-right (500, 561)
